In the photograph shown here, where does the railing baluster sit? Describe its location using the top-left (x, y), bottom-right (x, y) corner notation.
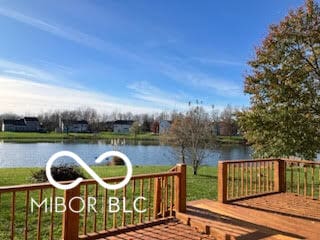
top-left (227, 164), bottom-right (230, 199)
top-left (231, 163), bottom-right (235, 198)
top-left (131, 179), bottom-right (135, 224)
top-left (245, 162), bottom-right (248, 195)
top-left (103, 188), bottom-right (108, 230)
top-left (122, 185), bottom-right (126, 227)
top-left (298, 164), bottom-right (301, 195)
top-left (290, 163), bottom-right (293, 193)
top-left (170, 176), bottom-right (174, 217)
top-left (262, 161), bottom-right (265, 192)
top-left (258, 162), bottom-right (261, 193)
top-left (49, 188), bottom-right (55, 240)
top-left (249, 162), bottom-right (252, 195)
top-left (113, 189), bottom-right (117, 228)
top-left (24, 190), bottom-right (29, 240)
top-left (148, 178), bottom-right (152, 221)
top-left (255, 162), bottom-right (258, 194)
top-left (83, 184), bottom-right (88, 235)
top-left (93, 183), bottom-right (98, 232)
top-left (311, 166), bottom-right (314, 199)
top-left (304, 165), bottom-right (307, 197)
top-left (236, 163), bottom-right (239, 197)
top-left (162, 177), bottom-right (165, 216)
top-left (37, 189), bottom-right (43, 240)
top-left (139, 179), bottom-right (144, 223)
top-left (165, 176), bottom-right (169, 216)
top-left (11, 192), bottom-right (15, 240)
top-left (266, 162), bottom-right (268, 191)
top-left (241, 163), bottom-right (244, 196)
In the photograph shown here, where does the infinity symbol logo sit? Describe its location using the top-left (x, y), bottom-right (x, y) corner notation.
top-left (46, 151), bottom-right (133, 190)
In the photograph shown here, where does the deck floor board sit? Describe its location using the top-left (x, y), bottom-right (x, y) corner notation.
top-left (186, 193), bottom-right (320, 239)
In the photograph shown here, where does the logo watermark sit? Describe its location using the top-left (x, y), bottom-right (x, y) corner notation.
top-left (31, 151), bottom-right (147, 213)
top-left (46, 150), bottom-right (132, 190)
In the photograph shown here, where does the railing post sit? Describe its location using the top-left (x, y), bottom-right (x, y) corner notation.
top-left (153, 177), bottom-right (161, 219)
top-left (218, 161), bottom-right (228, 203)
top-left (62, 185), bottom-right (80, 240)
top-left (175, 163), bottom-right (186, 213)
top-left (274, 159), bottom-right (286, 193)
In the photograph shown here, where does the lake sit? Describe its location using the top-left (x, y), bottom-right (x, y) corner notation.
top-left (0, 140), bottom-right (251, 168)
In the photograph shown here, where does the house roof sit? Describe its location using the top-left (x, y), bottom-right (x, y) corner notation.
top-left (62, 120), bottom-right (88, 125)
top-left (114, 120), bottom-right (134, 125)
top-left (24, 117), bottom-right (39, 122)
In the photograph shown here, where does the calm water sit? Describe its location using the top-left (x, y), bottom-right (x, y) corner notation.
top-left (0, 140), bottom-right (252, 168)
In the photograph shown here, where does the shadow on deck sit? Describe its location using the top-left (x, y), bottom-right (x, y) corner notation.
top-left (177, 193), bottom-right (320, 240)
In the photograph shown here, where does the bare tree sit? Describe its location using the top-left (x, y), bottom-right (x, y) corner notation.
top-left (219, 104), bottom-right (238, 136)
top-left (170, 104), bottom-right (215, 175)
top-left (130, 121), bottom-right (141, 138)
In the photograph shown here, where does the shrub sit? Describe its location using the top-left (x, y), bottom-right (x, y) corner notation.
top-left (31, 165), bottom-right (86, 183)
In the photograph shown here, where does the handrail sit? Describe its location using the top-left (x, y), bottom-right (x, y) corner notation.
top-left (218, 158), bottom-right (279, 164)
top-left (218, 158), bottom-right (320, 203)
top-left (281, 158), bottom-right (320, 165)
top-left (0, 171), bottom-right (180, 193)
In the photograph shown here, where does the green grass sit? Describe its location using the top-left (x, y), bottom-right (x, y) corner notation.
top-left (0, 166), bottom-right (217, 239)
top-left (217, 135), bottom-right (246, 144)
top-left (0, 131), bottom-right (245, 144)
top-left (0, 165), bottom-right (218, 200)
top-left (0, 131), bottom-right (159, 142)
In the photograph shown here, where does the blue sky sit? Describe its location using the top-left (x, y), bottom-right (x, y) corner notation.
top-left (0, 0), bottom-right (305, 114)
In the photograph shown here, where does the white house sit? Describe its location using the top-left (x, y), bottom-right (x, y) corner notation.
top-left (113, 120), bottom-right (134, 133)
top-left (61, 120), bottom-right (89, 133)
top-left (159, 120), bottom-right (171, 134)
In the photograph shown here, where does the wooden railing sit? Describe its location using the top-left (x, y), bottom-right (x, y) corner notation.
top-left (0, 164), bottom-right (186, 240)
top-left (283, 159), bottom-right (320, 199)
top-left (218, 158), bottom-right (320, 203)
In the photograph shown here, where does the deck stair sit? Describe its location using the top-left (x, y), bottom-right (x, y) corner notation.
top-left (176, 195), bottom-right (320, 240)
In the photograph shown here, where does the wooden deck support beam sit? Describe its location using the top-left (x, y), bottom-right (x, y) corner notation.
top-left (218, 161), bottom-right (228, 203)
top-left (274, 159), bottom-right (286, 193)
top-left (62, 185), bottom-right (81, 240)
top-left (175, 164), bottom-right (187, 213)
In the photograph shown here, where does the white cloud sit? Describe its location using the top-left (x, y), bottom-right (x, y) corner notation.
top-left (128, 81), bottom-right (190, 110)
top-left (159, 64), bottom-right (243, 97)
top-left (0, 59), bottom-right (55, 82)
top-left (0, 77), bottom-right (159, 115)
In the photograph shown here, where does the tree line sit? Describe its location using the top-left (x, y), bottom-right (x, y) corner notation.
top-left (0, 104), bottom-right (241, 134)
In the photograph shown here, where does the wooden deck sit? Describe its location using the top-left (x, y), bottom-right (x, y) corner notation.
top-left (176, 193), bottom-right (320, 240)
top-left (97, 218), bottom-right (215, 240)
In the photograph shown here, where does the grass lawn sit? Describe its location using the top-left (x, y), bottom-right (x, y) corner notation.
top-left (0, 131), bottom-right (245, 144)
top-left (0, 165), bottom-right (218, 200)
top-left (0, 131), bottom-right (159, 142)
top-left (217, 135), bottom-right (246, 144)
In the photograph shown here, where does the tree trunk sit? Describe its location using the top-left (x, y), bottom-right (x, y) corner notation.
top-left (180, 146), bottom-right (185, 164)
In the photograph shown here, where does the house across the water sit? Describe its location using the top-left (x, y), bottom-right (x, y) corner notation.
top-left (60, 120), bottom-right (89, 133)
top-left (113, 120), bottom-right (134, 133)
top-left (1, 117), bottom-right (41, 132)
top-left (159, 120), bottom-right (171, 134)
